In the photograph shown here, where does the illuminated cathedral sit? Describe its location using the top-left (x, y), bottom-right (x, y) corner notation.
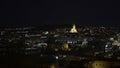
top-left (70, 24), bottom-right (78, 33)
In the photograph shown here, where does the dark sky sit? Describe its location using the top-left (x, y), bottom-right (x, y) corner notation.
top-left (1, 0), bottom-right (120, 27)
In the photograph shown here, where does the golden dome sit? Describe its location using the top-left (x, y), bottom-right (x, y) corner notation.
top-left (70, 24), bottom-right (78, 33)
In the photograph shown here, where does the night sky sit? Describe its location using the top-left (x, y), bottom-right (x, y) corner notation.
top-left (1, 0), bottom-right (120, 27)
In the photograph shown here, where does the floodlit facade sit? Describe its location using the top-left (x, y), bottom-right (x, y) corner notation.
top-left (70, 24), bottom-right (78, 33)
top-left (87, 61), bottom-right (110, 68)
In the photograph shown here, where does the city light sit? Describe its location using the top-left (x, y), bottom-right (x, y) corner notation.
top-left (0, 25), bottom-right (120, 68)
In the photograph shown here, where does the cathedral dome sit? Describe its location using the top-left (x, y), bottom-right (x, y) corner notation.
top-left (70, 24), bottom-right (78, 33)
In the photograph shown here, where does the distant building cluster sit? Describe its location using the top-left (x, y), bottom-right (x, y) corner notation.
top-left (0, 25), bottom-right (120, 59)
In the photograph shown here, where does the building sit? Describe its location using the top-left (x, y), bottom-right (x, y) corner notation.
top-left (70, 24), bottom-right (78, 33)
top-left (87, 61), bottom-right (110, 68)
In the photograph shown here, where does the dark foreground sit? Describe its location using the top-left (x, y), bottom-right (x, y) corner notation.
top-left (0, 56), bottom-right (120, 68)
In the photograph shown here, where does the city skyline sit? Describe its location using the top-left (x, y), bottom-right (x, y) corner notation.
top-left (0, 23), bottom-right (120, 68)
top-left (1, 1), bottom-right (120, 68)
